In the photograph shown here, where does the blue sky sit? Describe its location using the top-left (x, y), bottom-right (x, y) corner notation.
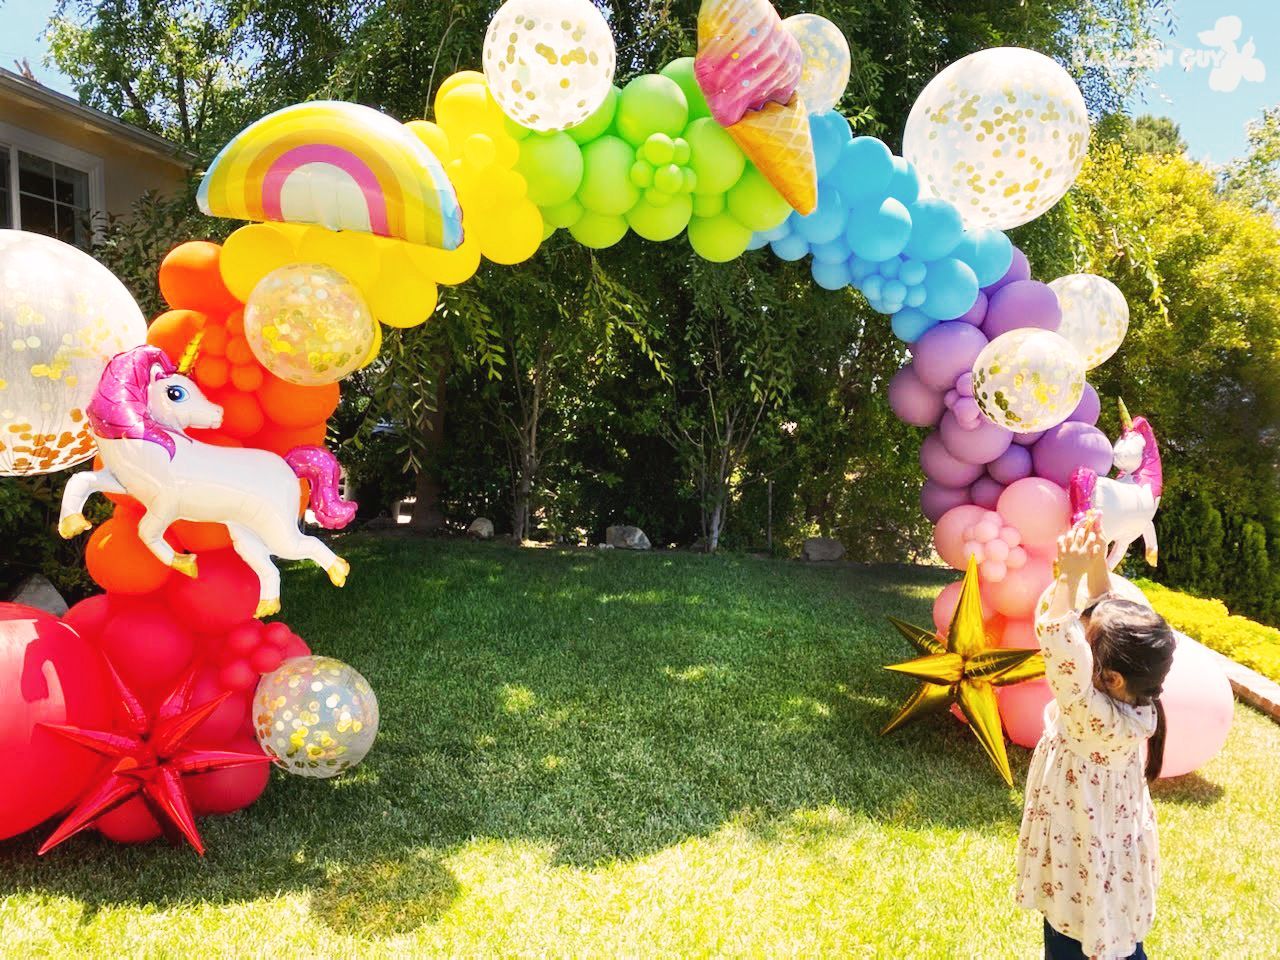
top-left (0, 0), bottom-right (1276, 164)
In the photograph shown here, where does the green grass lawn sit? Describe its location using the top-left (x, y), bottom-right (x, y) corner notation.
top-left (3, 538), bottom-right (1278, 957)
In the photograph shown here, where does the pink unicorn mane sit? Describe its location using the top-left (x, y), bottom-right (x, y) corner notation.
top-left (1120, 416), bottom-right (1163, 498)
top-left (87, 345), bottom-right (180, 459)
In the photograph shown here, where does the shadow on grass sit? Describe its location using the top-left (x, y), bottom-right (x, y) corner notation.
top-left (0, 538), bottom-right (1017, 935)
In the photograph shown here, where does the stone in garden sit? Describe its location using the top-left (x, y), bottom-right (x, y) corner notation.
top-left (10, 574), bottom-right (68, 616)
top-left (801, 537), bottom-right (846, 562)
top-left (606, 525), bottom-right (651, 550)
top-left (468, 517), bottom-right (495, 540)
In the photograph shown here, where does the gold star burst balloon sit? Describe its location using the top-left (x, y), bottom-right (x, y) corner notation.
top-left (881, 557), bottom-right (1046, 785)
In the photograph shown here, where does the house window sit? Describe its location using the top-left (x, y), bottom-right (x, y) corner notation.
top-left (0, 145), bottom-right (93, 247)
top-left (0, 150), bottom-right (10, 229)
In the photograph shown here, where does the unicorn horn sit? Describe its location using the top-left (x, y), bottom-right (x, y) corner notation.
top-left (1117, 398), bottom-right (1133, 431)
top-left (177, 331), bottom-right (205, 375)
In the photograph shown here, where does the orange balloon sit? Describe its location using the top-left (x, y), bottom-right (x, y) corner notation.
top-left (225, 309), bottom-right (245, 336)
top-left (85, 514), bottom-right (173, 595)
top-left (194, 354), bottom-right (229, 390)
top-left (225, 336), bottom-right (253, 366)
top-left (159, 242), bottom-right (241, 315)
top-left (250, 421), bottom-right (327, 457)
top-left (256, 373), bottom-right (339, 429)
top-left (199, 322), bottom-right (229, 357)
top-left (146, 309), bottom-right (206, 364)
top-left (170, 520), bottom-right (233, 552)
top-left (230, 363), bottom-right (264, 393)
top-left (212, 389), bottom-right (265, 439)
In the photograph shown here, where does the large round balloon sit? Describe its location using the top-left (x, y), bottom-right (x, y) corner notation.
top-left (783, 14), bottom-right (851, 114)
top-left (1047, 273), bottom-right (1130, 370)
top-left (971, 329), bottom-right (1085, 434)
top-left (903, 48), bottom-right (1090, 230)
top-left (0, 231), bottom-right (146, 475)
top-left (243, 263), bottom-right (376, 386)
top-left (253, 656), bottom-right (379, 778)
top-left (482, 0), bottom-right (617, 133)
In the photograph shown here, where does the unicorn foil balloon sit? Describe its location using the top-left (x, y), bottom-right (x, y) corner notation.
top-left (1069, 399), bottom-right (1162, 569)
top-left (59, 344), bottom-right (356, 617)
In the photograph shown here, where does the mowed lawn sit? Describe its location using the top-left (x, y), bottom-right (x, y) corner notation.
top-left (2, 538), bottom-right (1278, 957)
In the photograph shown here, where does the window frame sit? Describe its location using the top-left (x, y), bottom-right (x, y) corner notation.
top-left (0, 120), bottom-right (106, 246)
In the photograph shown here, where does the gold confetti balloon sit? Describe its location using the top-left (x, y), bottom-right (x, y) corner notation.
top-left (243, 262), bottom-right (376, 386)
top-left (782, 14), bottom-right (851, 115)
top-left (253, 656), bottom-right (380, 779)
top-left (1047, 273), bottom-right (1129, 370)
top-left (971, 329), bottom-right (1085, 434)
top-left (903, 47), bottom-right (1090, 230)
top-left (482, 0), bottom-right (617, 132)
top-left (0, 230), bottom-right (146, 476)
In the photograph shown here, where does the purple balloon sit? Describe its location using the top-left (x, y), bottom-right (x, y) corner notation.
top-left (910, 322), bottom-right (989, 391)
top-left (939, 409), bottom-right (1013, 466)
top-left (1012, 429), bottom-right (1047, 447)
top-left (1067, 383), bottom-right (1101, 426)
top-left (1032, 421), bottom-right (1115, 487)
top-left (957, 290), bottom-right (988, 326)
top-left (983, 246), bottom-right (1030, 294)
top-left (888, 364), bottom-right (946, 427)
top-left (981, 280), bottom-right (1063, 340)
top-left (971, 475), bottom-right (1005, 509)
top-left (922, 480), bottom-right (972, 523)
top-left (921, 431), bottom-right (985, 486)
top-left (988, 444), bottom-right (1033, 485)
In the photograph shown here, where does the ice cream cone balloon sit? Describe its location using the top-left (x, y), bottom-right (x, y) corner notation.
top-left (725, 95), bottom-right (816, 214)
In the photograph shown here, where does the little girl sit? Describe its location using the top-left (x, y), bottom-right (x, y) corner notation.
top-left (1015, 519), bottom-right (1176, 960)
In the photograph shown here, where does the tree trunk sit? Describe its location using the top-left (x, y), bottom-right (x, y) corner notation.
top-left (708, 500), bottom-right (724, 553)
top-left (409, 350), bottom-right (448, 531)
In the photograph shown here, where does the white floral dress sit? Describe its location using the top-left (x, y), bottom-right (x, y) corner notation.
top-left (1015, 606), bottom-right (1160, 959)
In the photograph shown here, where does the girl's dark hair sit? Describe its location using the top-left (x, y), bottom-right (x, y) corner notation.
top-left (1085, 598), bottom-right (1176, 781)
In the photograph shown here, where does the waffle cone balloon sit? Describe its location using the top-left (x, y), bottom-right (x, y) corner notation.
top-left (725, 95), bottom-right (817, 214)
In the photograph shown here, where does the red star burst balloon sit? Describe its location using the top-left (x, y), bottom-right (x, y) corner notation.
top-left (37, 658), bottom-right (271, 856)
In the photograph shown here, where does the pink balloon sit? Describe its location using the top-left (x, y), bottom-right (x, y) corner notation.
top-left (997, 477), bottom-right (1070, 548)
top-left (986, 554), bottom-right (1055, 619)
top-left (1001, 617), bottom-right (1038, 649)
top-left (1158, 637), bottom-right (1234, 778)
top-left (985, 538), bottom-right (1010, 562)
top-left (889, 364), bottom-right (946, 427)
top-left (940, 409), bottom-right (1013, 466)
top-left (962, 541), bottom-right (985, 564)
top-left (998, 678), bottom-right (1053, 749)
top-left (983, 560), bottom-right (1008, 582)
top-left (921, 432), bottom-right (984, 487)
top-left (934, 504), bottom-right (990, 570)
top-left (974, 515), bottom-right (1001, 541)
top-left (1007, 545), bottom-right (1028, 569)
top-left (921, 480), bottom-right (972, 523)
top-left (933, 578), bottom-right (995, 631)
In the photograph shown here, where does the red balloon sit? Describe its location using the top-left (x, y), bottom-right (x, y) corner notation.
top-left (218, 659), bottom-right (259, 693)
top-left (166, 548), bottom-right (259, 635)
top-left (62, 594), bottom-right (112, 642)
top-left (99, 604), bottom-right (195, 703)
top-left (0, 604), bottom-right (113, 841)
top-left (188, 668), bottom-right (252, 747)
top-left (95, 797), bottom-right (163, 844)
top-left (185, 736), bottom-right (271, 816)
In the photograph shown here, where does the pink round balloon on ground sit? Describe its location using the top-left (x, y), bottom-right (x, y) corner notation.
top-left (971, 475), bottom-right (1005, 509)
top-left (983, 246), bottom-right (1030, 294)
top-left (1067, 383), bottom-right (1101, 425)
top-left (1002, 617), bottom-right (1038, 650)
top-left (998, 678), bottom-right (1053, 749)
top-left (921, 432), bottom-right (984, 487)
top-left (986, 554), bottom-right (1055, 619)
top-left (922, 480), bottom-right (972, 522)
top-left (997, 477), bottom-right (1071, 548)
top-left (988, 444), bottom-right (1033, 485)
top-left (981, 279), bottom-right (1063, 340)
top-left (889, 364), bottom-right (946, 426)
top-left (933, 579), bottom-right (995, 631)
top-left (911, 322), bottom-right (989, 391)
top-left (940, 409), bottom-right (1013, 465)
top-left (934, 504), bottom-right (990, 569)
top-left (1158, 635), bottom-right (1233, 778)
top-left (1032, 421), bottom-right (1114, 487)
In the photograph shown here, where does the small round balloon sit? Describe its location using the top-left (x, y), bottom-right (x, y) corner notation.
top-left (243, 263), bottom-right (376, 386)
top-left (0, 231), bottom-right (146, 476)
top-left (483, 0), bottom-right (617, 133)
top-left (971, 329), bottom-right (1086, 434)
top-left (783, 14), bottom-right (852, 115)
top-left (903, 47), bottom-right (1090, 230)
top-left (1047, 273), bottom-right (1129, 370)
top-left (253, 656), bottom-right (379, 779)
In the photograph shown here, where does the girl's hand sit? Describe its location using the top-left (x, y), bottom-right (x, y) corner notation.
top-left (1055, 515), bottom-right (1105, 584)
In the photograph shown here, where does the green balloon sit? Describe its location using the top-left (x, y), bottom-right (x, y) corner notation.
top-left (568, 86), bottom-right (620, 145)
top-left (654, 163), bottom-right (684, 195)
top-left (660, 57), bottom-right (711, 121)
top-left (672, 138), bottom-right (691, 165)
top-left (643, 133), bottom-right (676, 166)
top-left (570, 211), bottom-right (629, 249)
top-left (692, 192), bottom-right (726, 218)
top-left (516, 132), bottom-right (584, 208)
top-left (504, 117), bottom-right (534, 142)
top-left (630, 161), bottom-right (654, 188)
top-left (577, 136), bottom-right (640, 216)
top-left (685, 118), bottom-right (746, 196)
top-left (543, 198), bottom-right (585, 229)
top-left (687, 212), bottom-right (752, 263)
top-left (627, 193), bottom-right (693, 242)
top-left (726, 165), bottom-right (792, 233)
top-left (615, 75), bottom-right (689, 148)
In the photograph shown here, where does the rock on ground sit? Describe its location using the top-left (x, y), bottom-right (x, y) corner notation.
top-left (467, 517), bottom-right (495, 540)
top-left (606, 525), bottom-right (651, 550)
top-left (10, 574), bottom-right (68, 616)
top-left (801, 537), bottom-right (846, 562)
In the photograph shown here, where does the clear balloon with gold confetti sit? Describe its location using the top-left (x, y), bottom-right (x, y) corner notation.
top-left (971, 328), bottom-right (1086, 434)
top-left (253, 656), bottom-right (380, 779)
top-left (0, 230), bottom-right (146, 476)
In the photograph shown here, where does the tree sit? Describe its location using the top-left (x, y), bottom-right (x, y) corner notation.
top-left (1125, 115), bottom-right (1185, 155)
top-left (1222, 106), bottom-right (1280, 214)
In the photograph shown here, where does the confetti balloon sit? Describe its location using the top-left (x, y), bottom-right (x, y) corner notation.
top-left (0, 231), bottom-right (146, 475)
top-left (253, 656), bottom-right (379, 779)
top-left (971, 328), bottom-right (1085, 434)
top-left (783, 14), bottom-right (851, 114)
top-left (482, 0), bottom-right (617, 133)
top-left (243, 263), bottom-right (376, 386)
top-left (1047, 273), bottom-right (1129, 370)
top-left (903, 47), bottom-right (1090, 230)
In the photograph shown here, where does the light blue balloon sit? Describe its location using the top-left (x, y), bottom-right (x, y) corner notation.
top-left (886, 155), bottom-right (920, 205)
top-left (795, 183), bottom-right (848, 244)
top-left (811, 237), bottom-right (851, 264)
top-left (762, 222), bottom-right (792, 243)
top-left (904, 285), bottom-right (927, 308)
top-left (811, 258), bottom-right (851, 291)
top-left (878, 256), bottom-right (901, 280)
top-left (771, 233), bottom-right (811, 261)
top-left (891, 307), bottom-right (937, 343)
top-left (883, 279), bottom-right (907, 303)
top-left (899, 257), bottom-right (928, 286)
top-left (833, 136), bottom-right (894, 205)
top-left (920, 257), bottom-right (980, 321)
top-left (746, 233), bottom-right (769, 251)
top-left (845, 196), bottom-right (912, 262)
top-left (903, 198), bottom-right (965, 262)
top-left (950, 227), bottom-right (1014, 287)
top-left (861, 274), bottom-right (884, 300)
top-left (810, 111), bottom-right (852, 180)
top-left (849, 255), bottom-right (874, 281)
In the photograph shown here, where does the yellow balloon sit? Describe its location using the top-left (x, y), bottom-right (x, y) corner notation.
top-left (361, 318), bottom-right (384, 366)
top-left (220, 224), bottom-right (300, 302)
top-left (436, 70), bottom-right (487, 102)
top-left (405, 235), bottom-right (482, 286)
top-left (476, 200), bottom-right (545, 265)
top-left (296, 227), bottom-right (382, 290)
top-left (368, 248), bottom-right (440, 328)
top-left (405, 119), bottom-right (454, 162)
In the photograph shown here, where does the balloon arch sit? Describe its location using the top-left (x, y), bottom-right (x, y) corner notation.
top-left (0, 0), bottom-right (1232, 852)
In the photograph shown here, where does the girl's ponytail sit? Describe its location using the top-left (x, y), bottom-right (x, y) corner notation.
top-left (1145, 697), bottom-right (1166, 782)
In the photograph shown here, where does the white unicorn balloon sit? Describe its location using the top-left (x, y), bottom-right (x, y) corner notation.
top-left (58, 344), bottom-right (356, 617)
top-left (1069, 400), bottom-right (1162, 570)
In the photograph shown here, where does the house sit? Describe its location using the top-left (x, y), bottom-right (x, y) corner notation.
top-left (0, 66), bottom-right (189, 247)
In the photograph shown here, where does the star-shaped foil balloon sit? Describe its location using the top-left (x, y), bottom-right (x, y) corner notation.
top-left (880, 556), bottom-right (1046, 785)
top-left (37, 660), bottom-right (271, 856)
